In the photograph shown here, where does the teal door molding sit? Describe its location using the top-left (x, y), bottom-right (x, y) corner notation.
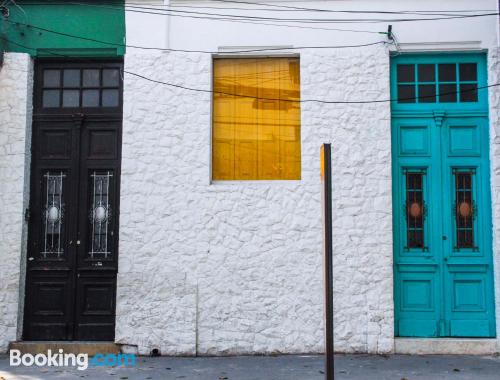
top-left (391, 53), bottom-right (496, 338)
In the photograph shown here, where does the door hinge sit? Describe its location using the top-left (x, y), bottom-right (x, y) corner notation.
top-left (24, 208), bottom-right (30, 222)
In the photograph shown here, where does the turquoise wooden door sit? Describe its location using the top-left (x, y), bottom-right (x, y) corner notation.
top-left (391, 54), bottom-right (496, 337)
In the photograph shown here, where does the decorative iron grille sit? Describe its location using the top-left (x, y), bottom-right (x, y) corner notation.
top-left (404, 169), bottom-right (427, 250)
top-left (41, 171), bottom-right (65, 258)
top-left (453, 169), bottom-right (477, 250)
top-left (89, 171), bottom-right (113, 258)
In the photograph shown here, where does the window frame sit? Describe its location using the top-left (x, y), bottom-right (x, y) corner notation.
top-left (34, 59), bottom-right (123, 115)
top-left (210, 54), bottom-right (302, 182)
top-left (390, 53), bottom-right (488, 113)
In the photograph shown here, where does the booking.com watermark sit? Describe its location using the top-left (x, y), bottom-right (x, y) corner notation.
top-left (9, 349), bottom-right (136, 371)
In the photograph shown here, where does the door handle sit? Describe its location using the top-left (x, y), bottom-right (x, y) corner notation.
top-left (28, 257), bottom-right (34, 261)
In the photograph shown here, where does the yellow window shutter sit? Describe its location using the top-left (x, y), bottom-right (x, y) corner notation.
top-left (212, 58), bottom-right (301, 180)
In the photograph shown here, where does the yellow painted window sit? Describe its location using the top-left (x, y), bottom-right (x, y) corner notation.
top-left (212, 58), bottom-right (301, 180)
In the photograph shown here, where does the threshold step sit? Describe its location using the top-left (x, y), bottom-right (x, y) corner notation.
top-left (9, 341), bottom-right (121, 356)
top-left (395, 338), bottom-right (498, 355)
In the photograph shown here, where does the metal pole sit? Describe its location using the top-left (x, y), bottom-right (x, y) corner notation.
top-left (320, 144), bottom-right (334, 380)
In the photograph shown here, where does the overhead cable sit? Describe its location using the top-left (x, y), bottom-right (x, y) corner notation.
top-left (15, 1), bottom-right (500, 24)
top-left (4, 19), bottom-right (389, 53)
top-left (3, 37), bottom-right (498, 105)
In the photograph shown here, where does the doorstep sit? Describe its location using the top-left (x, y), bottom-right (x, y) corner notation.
top-left (395, 338), bottom-right (499, 355)
top-left (9, 341), bottom-right (121, 356)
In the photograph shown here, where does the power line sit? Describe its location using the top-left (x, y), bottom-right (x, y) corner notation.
top-left (70, 2), bottom-right (500, 24)
top-left (208, 0), bottom-right (498, 18)
top-left (122, 3), bottom-right (495, 21)
top-left (208, 0), bottom-right (497, 15)
top-left (12, 2), bottom-right (381, 33)
top-left (132, 3), bottom-right (497, 17)
top-left (124, 70), bottom-right (499, 105)
top-left (4, 37), bottom-right (498, 105)
top-left (4, 10), bottom-right (384, 35)
top-left (52, 2), bottom-right (387, 32)
top-left (12, 1), bottom-right (500, 24)
top-left (4, 19), bottom-right (389, 53)
top-left (20, 0), bottom-right (498, 16)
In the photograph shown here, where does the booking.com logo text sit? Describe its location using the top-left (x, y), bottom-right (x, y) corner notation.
top-left (9, 349), bottom-right (136, 371)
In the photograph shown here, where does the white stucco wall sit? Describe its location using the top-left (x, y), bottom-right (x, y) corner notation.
top-left (0, 53), bottom-right (32, 352)
top-left (117, 45), bottom-right (393, 355)
top-left (488, 47), bottom-right (500, 352)
top-left (116, 0), bottom-right (500, 355)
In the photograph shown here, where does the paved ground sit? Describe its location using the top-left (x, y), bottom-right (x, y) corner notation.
top-left (1, 354), bottom-right (500, 380)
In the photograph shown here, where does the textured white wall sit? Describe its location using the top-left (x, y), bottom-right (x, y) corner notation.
top-left (116, 45), bottom-right (393, 355)
top-left (0, 53), bottom-right (32, 352)
top-left (120, 0), bottom-right (500, 352)
top-left (488, 47), bottom-right (500, 352)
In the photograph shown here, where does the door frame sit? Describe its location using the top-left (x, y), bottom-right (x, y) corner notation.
top-left (390, 52), bottom-right (496, 338)
top-left (23, 57), bottom-right (123, 341)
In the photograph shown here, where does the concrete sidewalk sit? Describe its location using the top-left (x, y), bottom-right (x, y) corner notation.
top-left (1, 354), bottom-right (500, 380)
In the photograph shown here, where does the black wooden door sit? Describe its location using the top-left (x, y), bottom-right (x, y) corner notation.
top-left (24, 60), bottom-right (123, 341)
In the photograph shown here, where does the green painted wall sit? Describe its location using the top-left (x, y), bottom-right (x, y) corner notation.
top-left (1, 1), bottom-right (125, 57)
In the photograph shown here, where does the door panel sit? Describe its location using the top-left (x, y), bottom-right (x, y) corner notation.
top-left (26, 271), bottom-right (74, 340)
top-left (440, 118), bottom-right (495, 337)
top-left (24, 60), bottom-right (122, 341)
top-left (74, 272), bottom-right (116, 340)
top-left (393, 115), bottom-right (495, 338)
top-left (24, 164), bottom-right (78, 340)
top-left (393, 118), bottom-right (442, 336)
top-left (397, 266), bottom-right (440, 337)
